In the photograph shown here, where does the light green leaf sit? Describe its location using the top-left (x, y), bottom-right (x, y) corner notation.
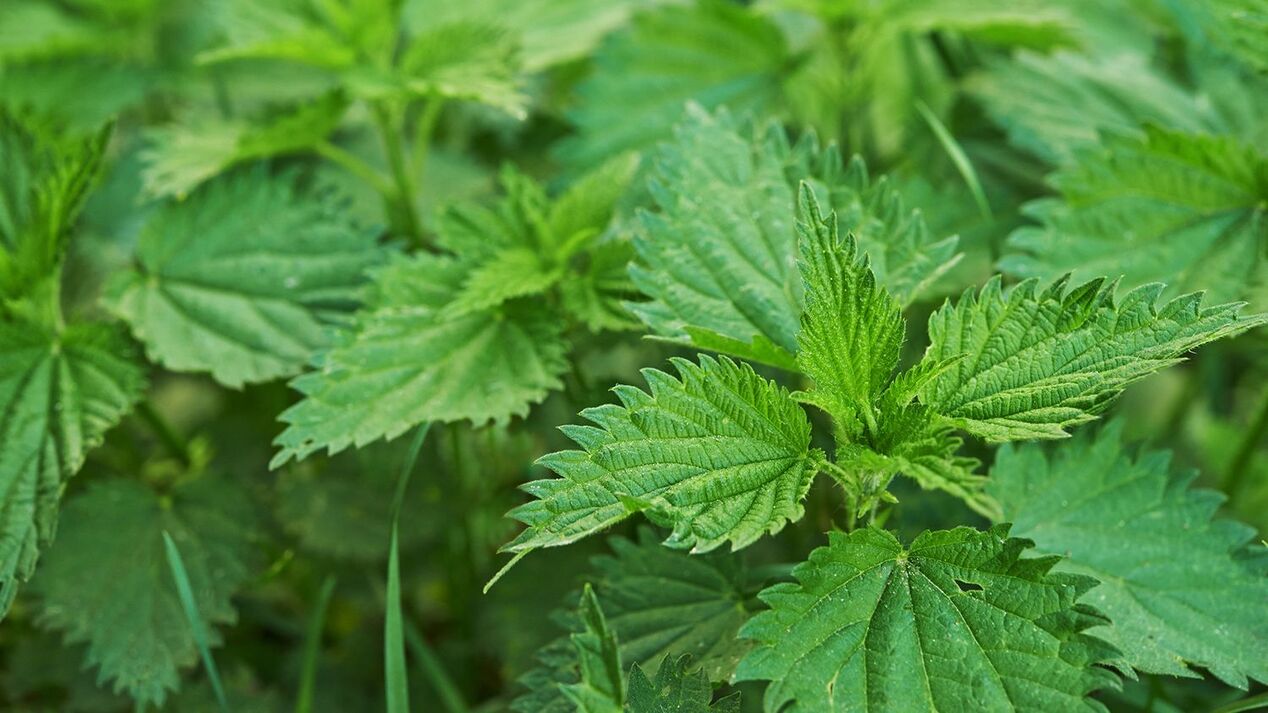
top-left (396, 21), bottom-right (524, 115)
top-left (561, 585), bottom-right (624, 713)
top-left (793, 186), bottom-right (903, 424)
top-left (560, 240), bottom-right (642, 333)
top-left (0, 60), bottom-right (153, 132)
top-left (140, 92), bottom-right (347, 199)
top-left (627, 655), bottom-right (740, 713)
top-left (990, 421), bottom-right (1268, 688)
top-left (272, 253), bottom-right (569, 466)
top-left (504, 355), bottom-right (817, 554)
top-left (968, 51), bottom-right (1225, 165)
top-left (556, 0), bottom-right (788, 170)
top-left (0, 320), bottom-right (145, 616)
top-left (105, 170), bottom-right (385, 388)
top-left (402, 0), bottom-right (658, 71)
top-left (1001, 127), bottom-right (1268, 306)
top-left (921, 275), bottom-right (1265, 442)
top-left (1195, 0), bottom-right (1268, 72)
top-left (513, 528), bottom-right (755, 712)
top-left (631, 108), bottom-right (957, 369)
top-left (0, 111), bottom-right (109, 304)
top-left (198, 0), bottom-right (394, 70)
top-left (735, 525), bottom-right (1118, 712)
top-left (32, 476), bottom-right (258, 708)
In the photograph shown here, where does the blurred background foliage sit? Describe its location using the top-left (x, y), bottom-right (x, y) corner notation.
top-left (0, 0), bottom-right (1264, 710)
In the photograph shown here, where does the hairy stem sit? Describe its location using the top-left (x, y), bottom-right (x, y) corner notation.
top-left (372, 102), bottom-right (424, 246)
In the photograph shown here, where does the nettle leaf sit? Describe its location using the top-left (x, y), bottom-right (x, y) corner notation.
top-left (403, 0), bottom-right (649, 72)
top-left (920, 275), bottom-right (1265, 442)
top-left (1001, 127), bottom-right (1268, 306)
top-left (735, 525), bottom-right (1119, 712)
top-left (199, 0), bottom-right (395, 70)
top-left (513, 529), bottom-right (755, 713)
top-left (505, 355), bottom-right (817, 554)
top-left (990, 422), bottom-right (1268, 688)
top-left (140, 92), bottom-right (347, 199)
top-left (272, 252), bottom-right (568, 466)
top-left (0, 111), bottom-right (108, 303)
top-left (631, 108), bottom-right (957, 369)
top-left (628, 655), bottom-right (740, 713)
top-left (105, 169), bottom-right (385, 389)
top-left (0, 320), bottom-right (145, 616)
top-left (969, 51), bottom-right (1225, 165)
top-left (396, 21), bottom-right (524, 115)
top-left (794, 186), bottom-right (903, 422)
top-left (32, 476), bottom-right (259, 708)
top-left (562, 585), bottom-right (625, 713)
top-left (1198, 0), bottom-right (1268, 72)
top-left (556, 0), bottom-right (789, 170)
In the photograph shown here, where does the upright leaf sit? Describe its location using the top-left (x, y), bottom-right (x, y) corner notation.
top-left (990, 422), bottom-right (1268, 688)
top-left (631, 108), bottom-right (956, 369)
top-left (921, 276), bottom-right (1265, 441)
top-left (105, 169), bottom-right (386, 388)
top-left (736, 525), bottom-right (1118, 712)
top-left (32, 476), bottom-right (259, 707)
top-left (273, 253), bottom-right (568, 466)
top-left (1002, 127), bottom-right (1268, 306)
top-left (504, 355), bottom-right (817, 554)
top-left (627, 655), bottom-right (740, 713)
top-left (561, 585), bottom-right (624, 713)
top-left (556, 0), bottom-right (788, 170)
top-left (794, 186), bottom-right (903, 424)
top-left (0, 321), bottom-right (145, 616)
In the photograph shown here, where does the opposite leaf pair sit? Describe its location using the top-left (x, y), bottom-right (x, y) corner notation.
top-left (504, 186), bottom-right (1264, 557)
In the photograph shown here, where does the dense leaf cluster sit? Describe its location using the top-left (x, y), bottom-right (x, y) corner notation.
top-left (0, 0), bottom-right (1265, 711)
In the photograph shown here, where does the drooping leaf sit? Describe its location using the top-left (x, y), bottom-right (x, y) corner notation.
top-left (969, 51), bottom-right (1225, 164)
top-left (556, 0), bottom-right (789, 170)
top-left (32, 475), bottom-right (259, 707)
top-left (0, 320), bottom-right (145, 616)
top-left (105, 169), bottom-right (385, 388)
top-left (630, 108), bottom-right (956, 369)
top-left (735, 525), bottom-right (1119, 712)
top-left (989, 421), bottom-right (1268, 688)
top-left (513, 528), bottom-right (756, 713)
top-left (140, 92), bottom-right (347, 199)
top-left (627, 655), bottom-right (740, 713)
top-left (561, 585), bottom-right (624, 713)
top-left (504, 355), bottom-right (818, 554)
top-left (793, 186), bottom-right (903, 424)
top-left (272, 252), bottom-right (569, 466)
top-left (1001, 127), bottom-right (1268, 306)
top-left (920, 275), bottom-right (1265, 442)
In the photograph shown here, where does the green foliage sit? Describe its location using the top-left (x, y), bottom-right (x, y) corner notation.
top-left (506, 355), bottom-right (817, 554)
top-left (105, 169), bottom-right (386, 388)
top-left (921, 276), bottom-right (1264, 441)
top-left (31, 476), bottom-right (258, 707)
top-left (557, 1), bottom-right (788, 170)
top-left (735, 525), bottom-right (1119, 712)
top-left (1002, 127), bottom-right (1268, 306)
top-left (272, 252), bottom-right (569, 465)
top-left (627, 655), bottom-right (739, 713)
top-left (563, 585), bottom-right (624, 713)
top-left (0, 321), bottom-right (145, 617)
top-left (990, 421), bottom-right (1268, 688)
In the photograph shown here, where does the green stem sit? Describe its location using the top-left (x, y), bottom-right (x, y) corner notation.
top-left (1212, 691), bottom-right (1268, 713)
top-left (372, 102), bottom-right (424, 246)
top-left (313, 141), bottom-right (396, 198)
top-left (137, 401), bottom-right (191, 467)
top-left (403, 618), bottom-right (469, 713)
top-left (1225, 389), bottom-right (1268, 499)
top-left (412, 96), bottom-right (446, 181)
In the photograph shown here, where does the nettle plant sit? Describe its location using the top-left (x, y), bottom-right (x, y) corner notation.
top-left (488, 114), bottom-right (1268, 710)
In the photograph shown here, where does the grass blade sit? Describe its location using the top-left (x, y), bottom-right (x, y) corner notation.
top-left (295, 575), bottom-right (337, 713)
top-left (404, 618), bottom-right (469, 713)
top-left (915, 99), bottom-right (993, 222)
top-left (163, 530), bottom-right (230, 713)
top-left (386, 423), bottom-right (431, 713)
